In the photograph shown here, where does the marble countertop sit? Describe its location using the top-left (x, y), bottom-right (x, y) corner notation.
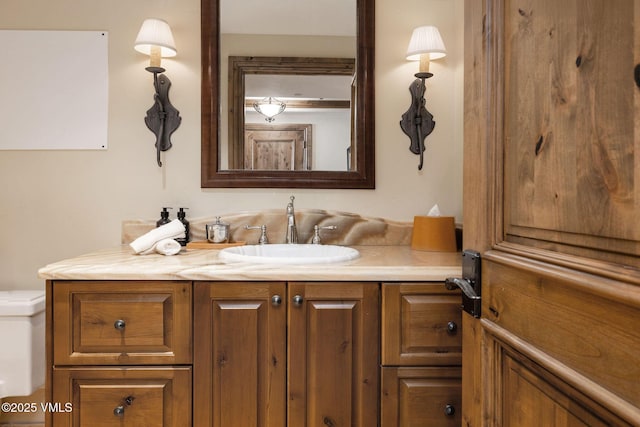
top-left (38, 245), bottom-right (462, 282)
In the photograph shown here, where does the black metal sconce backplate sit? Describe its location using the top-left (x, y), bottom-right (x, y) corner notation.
top-left (400, 74), bottom-right (436, 170)
top-left (145, 71), bottom-right (181, 166)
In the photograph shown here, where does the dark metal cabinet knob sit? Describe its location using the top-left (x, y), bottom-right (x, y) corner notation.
top-left (271, 295), bottom-right (282, 306)
top-left (113, 406), bottom-right (125, 416)
top-left (447, 321), bottom-right (457, 334)
top-left (114, 319), bottom-right (126, 330)
top-left (444, 404), bottom-right (456, 416)
top-left (292, 295), bottom-right (304, 306)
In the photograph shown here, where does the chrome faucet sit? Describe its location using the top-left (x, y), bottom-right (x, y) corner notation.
top-left (285, 195), bottom-right (298, 244)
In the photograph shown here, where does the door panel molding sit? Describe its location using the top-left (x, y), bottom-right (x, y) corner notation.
top-left (485, 249), bottom-right (640, 305)
top-left (482, 320), bottom-right (639, 425)
top-left (479, 252), bottom-right (640, 415)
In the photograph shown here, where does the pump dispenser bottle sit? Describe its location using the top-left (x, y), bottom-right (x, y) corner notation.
top-left (176, 208), bottom-right (190, 246)
top-left (156, 207), bottom-right (172, 227)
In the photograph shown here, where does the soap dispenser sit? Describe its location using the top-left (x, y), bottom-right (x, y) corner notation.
top-left (176, 208), bottom-right (190, 246)
top-left (156, 207), bottom-right (172, 227)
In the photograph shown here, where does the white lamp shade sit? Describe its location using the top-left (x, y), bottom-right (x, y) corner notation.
top-left (257, 103), bottom-right (282, 117)
top-left (134, 18), bottom-right (177, 57)
top-left (253, 97), bottom-right (286, 122)
top-left (406, 26), bottom-right (446, 61)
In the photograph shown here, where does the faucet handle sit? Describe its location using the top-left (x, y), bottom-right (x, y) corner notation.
top-left (311, 225), bottom-right (337, 244)
top-left (245, 225), bottom-right (269, 244)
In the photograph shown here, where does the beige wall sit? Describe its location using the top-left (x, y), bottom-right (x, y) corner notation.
top-left (0, 0), bottom-right (464, 290)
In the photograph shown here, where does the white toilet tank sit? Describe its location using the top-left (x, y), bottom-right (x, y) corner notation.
top-left (0, 290), bottom-right (45, 399)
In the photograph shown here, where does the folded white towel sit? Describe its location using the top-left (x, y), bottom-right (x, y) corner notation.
top-left (153, 238), bottom-right (182, 256)
top-left (130, 219), bottom-right (185, 254)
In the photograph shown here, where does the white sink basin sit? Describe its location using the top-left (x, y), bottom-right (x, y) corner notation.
top-left (218, 244), bottom-right (360, 265)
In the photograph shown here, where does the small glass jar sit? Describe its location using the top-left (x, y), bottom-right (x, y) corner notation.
top-left (206, 217), bottom-right (230, 243)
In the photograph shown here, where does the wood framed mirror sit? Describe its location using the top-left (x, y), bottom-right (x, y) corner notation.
top-left (201, 0), bottom-right (375, 188)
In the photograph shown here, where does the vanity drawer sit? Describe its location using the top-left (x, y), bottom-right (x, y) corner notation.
top-left (381, 283), bottom-right (462, 366)
top-left (381, 367), bottom-right (461, 427)
top-left (52, 281), bottom-right (191, 365)
top-left (51, 366), bottom-right (191, 427)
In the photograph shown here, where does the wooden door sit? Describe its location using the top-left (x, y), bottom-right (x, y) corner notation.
top-left (287, 282), bottom-right (379, 427)
top-left (244, 124), bottom-right (312, 170)
top-left (463, 1), bottom-right (640, 426)
top-left (193, 282), bottom-right (287, 427)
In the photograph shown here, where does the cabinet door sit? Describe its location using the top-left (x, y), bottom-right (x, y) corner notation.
top-left (51, 367), bottom-right (191, 427)
top-left (193, 282), bottom-right (286, 427)
top-left (381, 283), bottom-right (461, 366)
top-left (381, 367), bottom-right (461, 427)
top-left (288, 282), bottom-right (379, 427)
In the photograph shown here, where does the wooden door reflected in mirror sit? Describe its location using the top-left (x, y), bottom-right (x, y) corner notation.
top-left (244, 124), bottom-right (312, 171)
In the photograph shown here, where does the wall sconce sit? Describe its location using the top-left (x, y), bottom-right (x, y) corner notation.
top-left (253, 97), bottom-right (287, 122)
top-left (399, 25), bottom-right (446, 170)
top-left (134, 18), bottom-right (181, 167)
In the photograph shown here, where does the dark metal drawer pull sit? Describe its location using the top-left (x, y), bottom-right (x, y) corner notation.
top-left (447, 321), bottom-right (457, 334)
top-left (114, 319), bottom-right (126, 330)
top-left (444, 404), bottom-right (456, 416)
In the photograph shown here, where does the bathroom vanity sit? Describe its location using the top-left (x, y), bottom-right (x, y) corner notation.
top-left (40, 244), bottom-right (462, 427)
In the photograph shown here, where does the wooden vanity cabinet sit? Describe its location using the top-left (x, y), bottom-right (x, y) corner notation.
top-left (193, 281), bottom-right (379, 427)
top-left (380, 282), bottom-right (462, 427)
top-left (47, 280), bottom-right (192, 427)
top-left (47, 279), bottom-right (460, 426)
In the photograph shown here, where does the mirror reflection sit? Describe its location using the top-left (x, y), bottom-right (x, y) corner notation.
top-left (246, 75), bottom-right (353, 172)
top-left (220, 0), bottom-right (357, 172)
top-left (224, 56), bottom-right (356, 171)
